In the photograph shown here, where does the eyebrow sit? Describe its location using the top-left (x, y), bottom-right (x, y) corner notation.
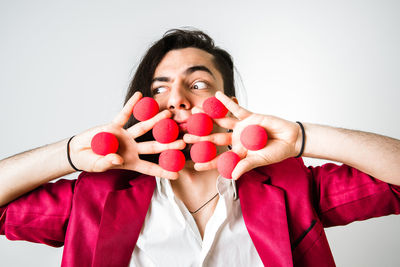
top-left (152, 65), bottom-right (215, 83)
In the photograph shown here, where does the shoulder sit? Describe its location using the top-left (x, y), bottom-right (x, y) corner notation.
top-left (75, 169), bottom-right (156, 192)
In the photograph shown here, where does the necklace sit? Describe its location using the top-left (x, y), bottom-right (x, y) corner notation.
top-left (189, 193), bottom-right (219, 214)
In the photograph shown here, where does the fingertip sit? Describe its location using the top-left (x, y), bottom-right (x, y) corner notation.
top-left (130, 91), bottom-right (143, 104)
top-left (157, 110), bottom-right (172, 120)
top-left (168, 172), bottom-right (179, 180)
top-left (231, 162), bottom-right (246, 180)
top-left (191, 106), bottom-right (204, 114)
top-left (215, 91), bottom-right (223, 98)
top-left (112, 159), bottom-right (123, 165)
top-left (180, 140), bottom-right (187, 149)
top-left (215, 91), bottom-right (228, 101)
top-left (194, 163), bottom-right (207, 171)
top-left (134, 91), bottom-right (142, 97)
top-left (106, 154), bottom-right (124, 165)
top-left (194, 163), bottom-right (201, 171)
top-left (183, 134), bottom-right (191, 143)
top-left (162, 109), bottom-right (171, 116)
top-left (232, 171), bottom-right (242, 180)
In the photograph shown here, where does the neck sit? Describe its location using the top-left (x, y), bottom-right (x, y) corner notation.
top-left (170, 160), bottom-right (220, 211)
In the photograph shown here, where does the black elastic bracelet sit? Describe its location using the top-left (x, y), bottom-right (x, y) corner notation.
top-left (67, 136), bottom-right (82, 172)
top-left (295, 121), bottom-right (305, 158)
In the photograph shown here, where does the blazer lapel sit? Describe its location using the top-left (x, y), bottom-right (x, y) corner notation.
top-left (238, 169), bottom-right (293, 267)
top-left (93, 175), bottom-right (156, 267)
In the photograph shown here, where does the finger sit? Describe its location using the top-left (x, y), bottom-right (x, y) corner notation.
top-left (191, 106), bottom-right (204, 114)
top-left (231, 156), bottom-right (264, 180)
top-left (183, 133), bottom-right (232, 146)
top-left (127, 109), bottom-right (171, 138)
top-left (212, 116), bottom-right (237, 130)
top-left (215, 91), bottom-right (251, 120)
top-left (112, 91), bottom-right (142, 127)
top-left (231, 140), bottom-right (248, 159)
top-left (132, 159), bottom-right (179, 180)
top-left (93, 153), bottom-right (125, 172)
top-left (79, 150), bottom-right (124, 172)
top-left (137, 139), bottom-right (186, 154)
top-left (194, 156), bottom-right (219, 171)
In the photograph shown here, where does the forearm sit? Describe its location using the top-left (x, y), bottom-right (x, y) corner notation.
top-left (302, 123), bottom-right (400, 185)
top-left (0, 138), bottom-right (75, 206)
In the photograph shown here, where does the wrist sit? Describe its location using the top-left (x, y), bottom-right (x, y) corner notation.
top-left (294, 121), bottom-right (305, 158)
top-left (67, 136), bottom-right (82, 172)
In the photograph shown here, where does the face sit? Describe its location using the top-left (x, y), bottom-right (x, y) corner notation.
top-left (151, 47), bottom-right (227, 158)
top-left (152, 47), bottom-right (225, 128)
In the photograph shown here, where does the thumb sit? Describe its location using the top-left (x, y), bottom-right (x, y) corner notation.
top-left (232, 158), bottom-right (254, 180)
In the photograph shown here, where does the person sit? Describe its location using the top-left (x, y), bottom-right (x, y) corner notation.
top-left (0, 29), bottom-right (399, 267)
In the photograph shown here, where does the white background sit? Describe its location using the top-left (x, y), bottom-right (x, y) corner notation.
top-left (0, 0), bottom-right (399, 266)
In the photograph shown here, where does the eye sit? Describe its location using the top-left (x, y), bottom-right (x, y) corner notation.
top-left (152, 86), bottom-right (168, 95)
top-left (192, 81), bottom-right (208, 90)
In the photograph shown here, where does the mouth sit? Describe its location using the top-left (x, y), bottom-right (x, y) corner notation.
top-left (174, 120), bottom-right (192, 160)
top-left (177, 122), bottom-right (188, 132)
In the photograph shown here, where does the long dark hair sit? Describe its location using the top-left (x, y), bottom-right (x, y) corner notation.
top-left (124, 28), bottom-right (235, 128)
top-left (124, 28), bottom-right (236, 162)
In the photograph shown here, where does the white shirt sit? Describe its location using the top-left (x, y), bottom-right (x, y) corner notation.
top-left (129, 175), bottom-right (263, 267)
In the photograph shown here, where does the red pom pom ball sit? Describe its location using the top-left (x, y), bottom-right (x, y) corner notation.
top-left (133, 97), bottom-right (159, 121)
top-left (217, 151), bottom-right (241, 179)
top-left (240, 125), bottom-right (268, 151)
top-left (187, 113), bottom-right (213, 136)
top-left (91, 132), bottom-right (119, 156)
top-left (190, 141), bottom-right (217, 163)
top-left (203, 96), bottom-right (228, 118)
top-left (152, 118), bottom-right (179, 144)
top-left (159, 149), bottom-right (186, 172)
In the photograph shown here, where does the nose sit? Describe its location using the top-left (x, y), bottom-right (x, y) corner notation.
top-left (167, 83), bottom-right (191, 111)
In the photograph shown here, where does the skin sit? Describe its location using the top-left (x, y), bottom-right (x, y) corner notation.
top-left (1, 47), bottom-right (400, 240)
top-left (150, 48), bottom-right (232, 236)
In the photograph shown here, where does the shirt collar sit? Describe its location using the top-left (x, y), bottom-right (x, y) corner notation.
top-left (216, 175), bottom-right (238, 200)
top-left (155, 175), bottom-right (238, 201)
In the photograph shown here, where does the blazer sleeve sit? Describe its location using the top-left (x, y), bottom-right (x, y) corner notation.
top-left (0, 178), bottom-right (76, 247)
top-left (308, 163), bottom-right (400, 227)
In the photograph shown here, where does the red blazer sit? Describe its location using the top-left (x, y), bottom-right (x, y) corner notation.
top-left (1, 158), bottom-right (400, 267)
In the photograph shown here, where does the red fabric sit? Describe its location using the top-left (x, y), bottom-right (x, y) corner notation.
top-left (1, 158), bottom-right (399, 267)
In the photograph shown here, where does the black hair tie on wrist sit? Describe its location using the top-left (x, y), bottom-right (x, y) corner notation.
top-left (295, 121), bottom-right (305, 158)
top-left (67, 136), bottom-right (82, 172)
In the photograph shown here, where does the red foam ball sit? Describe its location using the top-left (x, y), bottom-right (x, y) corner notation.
top-left (152, 118), bottom-right (179, 144)
top-left (187, 113), bottom-right (213, 136)
top-left (190, 141), bottom-right (217, 163)
top-left (203, 96), bottom-right (228, 118)
top-left (240, 125), bottom-right (268, 151)
top-left (159, 149), bottom-right (186, 172)
top-left (217, 151), bottom-right (240, 179)
top-left (91, 132), bottom-right (119, 156)
top-left (133, 97), bottom-right (159, 121)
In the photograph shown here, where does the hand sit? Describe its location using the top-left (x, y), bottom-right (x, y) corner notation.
top-left (69, 92), bottom-right (186, 179)
top-left (183, 91), bottom-right (302, 180)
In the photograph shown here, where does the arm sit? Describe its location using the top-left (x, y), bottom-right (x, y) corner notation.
top-left (0, 92), bottom-right (185, 207)
top-left (0, 139), bottom-right (75, 206)
top-left (183, 91), bottom-right (400, 185)
top-left (303, 123), bottom-right (400, 186)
